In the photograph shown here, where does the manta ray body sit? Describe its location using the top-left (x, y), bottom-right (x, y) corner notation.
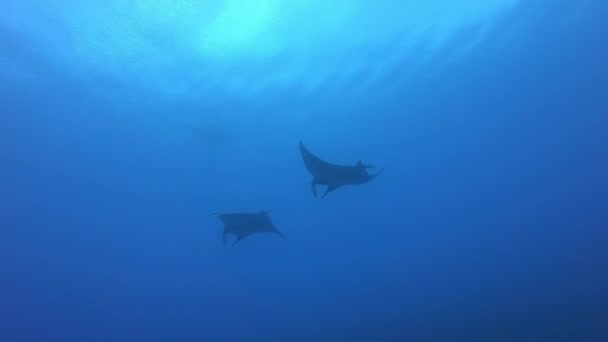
top-left (214, 210), bottom-right (286, 246)
top-left (299, 141), bottom-right (384, 199)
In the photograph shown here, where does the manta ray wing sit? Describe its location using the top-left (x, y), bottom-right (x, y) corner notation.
top-left (299, 141), bottom-right (336, 176)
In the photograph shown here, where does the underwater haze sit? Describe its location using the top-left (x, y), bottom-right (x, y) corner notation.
top-left (1, 0), bottom-right (607, 340)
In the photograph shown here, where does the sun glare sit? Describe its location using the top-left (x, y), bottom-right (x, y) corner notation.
top-left (200, 0), bottom-right (277, 57)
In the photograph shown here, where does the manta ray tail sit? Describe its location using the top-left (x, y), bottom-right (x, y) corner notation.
top-left (372, 167), bottom-right (386, 178)
top-left (274, 231), bottom-right (287, 240)
top-left (374, 158), bottom-right (391, 177)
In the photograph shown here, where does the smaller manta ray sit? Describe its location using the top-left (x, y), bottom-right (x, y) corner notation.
top-left (299, 141), bottom-right (385, 199)
top-left (214, 210), bottom-right (286, 246)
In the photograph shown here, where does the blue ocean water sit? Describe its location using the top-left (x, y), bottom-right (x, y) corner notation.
top-left (1, 0), bottom-right (607, 340)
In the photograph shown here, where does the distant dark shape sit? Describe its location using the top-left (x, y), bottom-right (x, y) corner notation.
top-left (214, 210), bottom-right (286, 246)
top-left (192, 123), bottom-right (231, 148)
top-left (299, 141), bottom-right (384, 199)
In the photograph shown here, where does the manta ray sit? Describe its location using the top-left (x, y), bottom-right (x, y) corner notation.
top-left (214, 210), bottom-right (286, 246)
top-left (299, 141), bottom-right (384, 199)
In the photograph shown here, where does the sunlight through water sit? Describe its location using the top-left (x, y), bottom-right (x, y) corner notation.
top-left (0, 0), bottom-right (520, 100)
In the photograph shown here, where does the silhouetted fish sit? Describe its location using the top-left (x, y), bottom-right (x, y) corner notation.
top-left (214, 210), bottom-right (286, 246)
top-left (299, 141), bottom-right (384, 199)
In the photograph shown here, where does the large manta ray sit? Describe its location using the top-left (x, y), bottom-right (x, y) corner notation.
top-left (214, 210), bottom-right (286, 246)
top-left (299, 141), bottom-right (384, 199)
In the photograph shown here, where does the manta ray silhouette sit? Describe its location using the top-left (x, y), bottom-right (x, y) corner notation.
top-left (214, 210), bottom-right (286, 246)
top-left (299, 141), bottom-right (384, 199)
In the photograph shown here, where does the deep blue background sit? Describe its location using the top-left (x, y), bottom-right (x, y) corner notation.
top-left (1, 0), bottom-right (607, 340)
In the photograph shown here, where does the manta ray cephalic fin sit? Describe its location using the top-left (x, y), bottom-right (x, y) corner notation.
top-left (310, 180), bottom-right (318, 197)
top-left (321, 184), bottom-right (339, 199)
